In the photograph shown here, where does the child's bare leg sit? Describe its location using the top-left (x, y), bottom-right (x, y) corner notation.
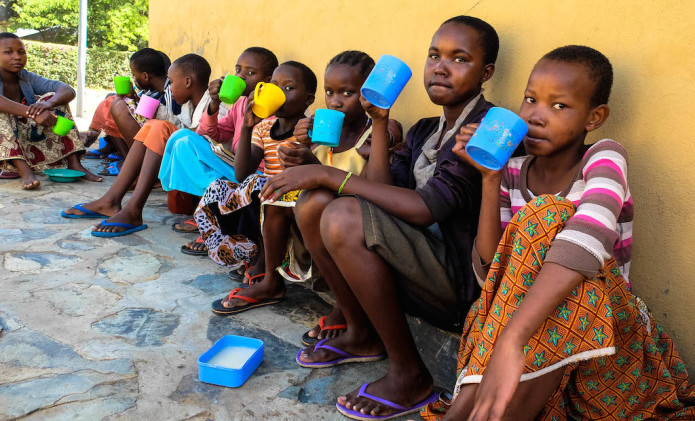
top-left (293, 189), bottom-right (345, 341)
top-left (319, 197), bottom-right (433, 418)
top-left (62, 141), bottom-right (146, 217)
top-left (295, 192), bottom-right (383, 362)
top-left (12, 159), bottom-right (39, 190)
top-left (93, 148), bottom-right (161, 233)
top-left (109, 97), bottom-right (140, 146)
top-left (221, 205), bottom-right (290, 309)
top-left (66, 152), bottom-right (102, 182)
top-left (107, 135), bottom-right (130, 158)
top-left (445, 368), bottom-right (564, 421)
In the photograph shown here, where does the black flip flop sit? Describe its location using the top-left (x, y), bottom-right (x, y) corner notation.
top-left (211, 288), bottom-right (283, 316)
top-left (180, 237), bottom-right (208, 256)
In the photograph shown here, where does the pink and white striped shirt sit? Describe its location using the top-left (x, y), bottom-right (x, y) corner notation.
top-left (500, 139), bottom-right (633, 281)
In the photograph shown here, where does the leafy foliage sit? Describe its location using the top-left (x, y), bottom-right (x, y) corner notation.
top-left (10, 0), bottom-right (148, 51)
top-left (24, 41), bottom-right (132, 90)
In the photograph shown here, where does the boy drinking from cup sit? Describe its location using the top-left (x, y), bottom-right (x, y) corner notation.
top-left (62, 54), bottom-right (214, 236)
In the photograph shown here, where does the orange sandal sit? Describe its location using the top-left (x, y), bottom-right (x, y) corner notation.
top-left (172, 218), bottom-right (198, 233)
top-left (301, 315), bottom-right (348, 347)
top-left (244, 271), bottom-right (266, 285)
top-left (211, 288), bottom-right (283, 315)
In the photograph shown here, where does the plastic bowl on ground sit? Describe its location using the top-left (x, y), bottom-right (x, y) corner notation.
top-left (43, 168), bottom-right (85, 183)
top-left (198, 335), bottom-right (264, 387)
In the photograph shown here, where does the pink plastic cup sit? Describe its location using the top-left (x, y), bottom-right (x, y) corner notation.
top-left (135, 95), bottom-right (160, 119)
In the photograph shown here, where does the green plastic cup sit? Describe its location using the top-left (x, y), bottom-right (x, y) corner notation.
top-left (114, 76), bottom-right (131, 95)
top-left (218, 75), bottom-right (246, 105)
top-left (53, 115), bottom-right (75, 136)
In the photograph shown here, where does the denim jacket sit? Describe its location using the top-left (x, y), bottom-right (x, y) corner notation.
top-left (0, 69), bottom-right (74, 105)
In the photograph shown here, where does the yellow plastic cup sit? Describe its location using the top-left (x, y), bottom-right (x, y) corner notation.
top-left (53, 115), bottom-right (75, 136)
top-left (252, 82), bottom-right (286, 118)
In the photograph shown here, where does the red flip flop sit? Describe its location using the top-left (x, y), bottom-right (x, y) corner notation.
top-left (211, 288), bottom-right (283, 315)
top-left (301, 315), bottom-right (348, 347)
top-left (244, 271), bottom-right (266, 285)
top-left (172, 218), bottom-right (198, 233)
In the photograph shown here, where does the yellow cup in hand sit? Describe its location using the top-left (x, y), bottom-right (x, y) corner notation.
top-left (252, 82), bottom-right (286, 118)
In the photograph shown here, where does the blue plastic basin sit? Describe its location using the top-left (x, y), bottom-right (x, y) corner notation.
top-left (198, 335), bottom-right (264, 387)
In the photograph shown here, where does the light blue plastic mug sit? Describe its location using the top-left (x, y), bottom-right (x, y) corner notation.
top-left (309, 109), bottom-right (345, 147)
top-left (360, 55), bottom-right (412, 109)
top-left (465, 107), bottom-right (528, 170)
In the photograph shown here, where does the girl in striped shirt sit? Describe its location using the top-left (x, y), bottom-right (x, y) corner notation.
top-left (423, 46), bottom-right (695, 420)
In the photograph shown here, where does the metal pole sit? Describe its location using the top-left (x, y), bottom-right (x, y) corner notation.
top-left (75, 0), bottom-right (87, 117)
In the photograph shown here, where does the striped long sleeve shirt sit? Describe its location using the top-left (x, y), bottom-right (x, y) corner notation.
top-left (499, 139), bottom-right (633, 281)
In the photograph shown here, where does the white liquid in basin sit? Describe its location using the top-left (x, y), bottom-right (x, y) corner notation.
top-left (207, 346), bottom-right (257, 369)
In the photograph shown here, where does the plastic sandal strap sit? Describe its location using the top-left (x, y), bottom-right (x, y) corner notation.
top-left (99, 222), bottom-right (138, 229)
top-left (244, 272), bottom-right (265, 282)
top-left (318, 316), bottom-right (348, 332)
top-left (313, 338), bottom-right (353, 359)
top-left (73, 203), bottom-right (101, 216)
top-left (184, 219), bottom-right (198, 228)
top-left (227, 288), bottom-right (260, 304)
top-left (356, 383), bottom-right (409, 412)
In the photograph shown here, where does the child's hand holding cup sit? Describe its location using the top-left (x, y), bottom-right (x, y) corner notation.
top-left (463, 107), bottom-right (528, 171)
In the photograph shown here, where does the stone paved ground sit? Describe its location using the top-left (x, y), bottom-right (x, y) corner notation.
top-left (0, 157), bottom-right (459, 420)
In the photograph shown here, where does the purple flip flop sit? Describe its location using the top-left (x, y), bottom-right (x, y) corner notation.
top-left (336, 382), bottom-right (439, 420)
top-left (295, 338), bottom-right (385, 368)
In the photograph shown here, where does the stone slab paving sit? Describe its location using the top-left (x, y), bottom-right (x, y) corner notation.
top-left (0, 157), bottom-right (459, 420)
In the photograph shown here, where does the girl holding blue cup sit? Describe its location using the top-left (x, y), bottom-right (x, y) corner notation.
top-left (226, 52), bottom-right (403, 350)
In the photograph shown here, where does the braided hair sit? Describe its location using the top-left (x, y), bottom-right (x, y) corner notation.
top-left (327, 50), bottom-right (375, 78)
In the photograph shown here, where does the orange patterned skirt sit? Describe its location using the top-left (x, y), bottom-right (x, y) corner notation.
top-left (422, 195), bottom-right (695, 420)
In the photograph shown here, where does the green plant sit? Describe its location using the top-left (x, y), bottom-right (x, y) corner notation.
top-left (24, 41), bottom-right (132, 90)
top-left (10, 0), bottom-right (148, 51)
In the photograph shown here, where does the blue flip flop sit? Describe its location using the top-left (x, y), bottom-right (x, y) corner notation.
top-left (91, 222), bottom-right (148, 237)
top-left (61, 203), bottom-right (109, 219)
top-left (336, 382), bottom-right (439, 420)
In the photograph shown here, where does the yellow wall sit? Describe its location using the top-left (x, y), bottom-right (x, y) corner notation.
top-left (151, 0), bottom-right (695, 367)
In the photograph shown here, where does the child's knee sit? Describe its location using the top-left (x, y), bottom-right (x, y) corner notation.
top-left (295, 188), bottom-right (335, 228)
top-left (319, 197), bottom-right (362, 250)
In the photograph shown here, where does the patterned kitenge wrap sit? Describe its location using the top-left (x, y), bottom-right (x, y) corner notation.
top-left (422, 195), bottom-right (695, 420)
top-left (0, 93), bottom-right (84, 172)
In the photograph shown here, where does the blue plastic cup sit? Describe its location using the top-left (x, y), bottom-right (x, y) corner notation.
top-left (360, 55), bottom-right (412, 109)
top-left (465, 107), bottom-right (528, 170)
top-left (309, 109), bottom-right (345, 147)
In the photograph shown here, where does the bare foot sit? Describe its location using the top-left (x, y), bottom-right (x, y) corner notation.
top-left (68, 153), bottom-right (103, 182)
top-left (182, 238), bottom-right (207, 254)
top-left (174, 218), bottom-right (198, 233)
top-left (338, 370), bottom-right (434, 418)
top-left (20, 172), bottom-right (40, 190)
top-left (63, 198), bottom-right (120, 217)
top-left (221, 277), bottom-right (286, 310)
top-left (92, 208), bottom-right (143, 234)
top-left (298, 331), bottom-right (384, 365)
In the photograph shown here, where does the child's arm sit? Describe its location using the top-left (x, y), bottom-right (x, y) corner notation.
top-left (261, 165), bottom-right (434, 225)
top-left (466, 262), bottom-right (584, 420)
top-left (234, 98), bottom-right (265, 181)
top-left (453, 123), bottom-right (503, 262)
top-left (359, 96), bottom-right (393, 184)
top-left (196, 78), bottom-right (236, 143)
top-left (0, 95), bottom-right (31, 117)
top-left (24, 72), bottom-right (76, 117)
top-left (277, 116), bottom-right (320, 168)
